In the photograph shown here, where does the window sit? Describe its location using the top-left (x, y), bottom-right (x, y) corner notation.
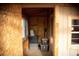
top-left (71, 20), bottom-right (79, 44)
top-left (22, 18), bottom-right (26, 38)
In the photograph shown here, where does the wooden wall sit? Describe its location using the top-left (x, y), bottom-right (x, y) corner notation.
top-left (55, 5), bottom-right (79, 56)
top-left (0, 3), bottom-right (78, 56)
top-left (0, 4), bottom-right (23, 56)
top-left (29, 16), bottom-right (48, 39)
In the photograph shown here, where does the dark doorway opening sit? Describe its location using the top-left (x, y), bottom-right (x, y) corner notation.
top-left (22, 8), bottom-right (54, 56)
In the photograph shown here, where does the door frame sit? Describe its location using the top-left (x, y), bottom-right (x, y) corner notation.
top-left (22, 7), bottom-right (55, 56)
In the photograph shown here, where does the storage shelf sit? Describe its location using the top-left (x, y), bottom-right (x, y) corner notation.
top-left (71, 20), bottom-right (79, 44)
top-left (72, 25), bottom-right (79, 26)
top-left (71, 32), bottom-right (79, 33)
top-left (72, 38), bottom-right (79, 40)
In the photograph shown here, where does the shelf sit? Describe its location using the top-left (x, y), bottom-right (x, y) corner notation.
top-left (72, 38), bottom-right (79, 40)
top-left (71, 32), bottom-right (79, 33)
top-left (71, 20), bottom-right (79, 44)
top-left (72, 25), bottom-right (79, 26)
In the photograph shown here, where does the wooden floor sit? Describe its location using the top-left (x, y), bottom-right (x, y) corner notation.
top-left (24, 49), bottom-right (50, 56)
top-left (26, 50), bottom-right (50, 56)
top-left (23, 43), bottom-right (50, 56)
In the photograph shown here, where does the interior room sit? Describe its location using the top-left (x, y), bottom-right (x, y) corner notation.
top-left (1, 4), bottom-right (79, 56)
top-left (22, 8), bottom-right (54, 56)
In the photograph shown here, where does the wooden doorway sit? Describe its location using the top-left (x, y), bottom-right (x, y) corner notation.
top-left (22, 8), bottom-right (54, 56)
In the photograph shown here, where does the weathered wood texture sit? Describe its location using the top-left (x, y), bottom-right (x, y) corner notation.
top-left (29, 16), bottom-right (48, 38)
top-left (55, 5), bottom-right (79, 56)
top-left (0, 4), bottom-right (23, 56)
top-left (0, 3), bottom-right (77, 56)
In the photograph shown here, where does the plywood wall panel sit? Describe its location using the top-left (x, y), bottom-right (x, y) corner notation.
top-left (29, 16), bottom-right (47, 38)
top-left (0, 5), bottom-right (23, 56)
top-left (55, 5), bottom-right (79, 56)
